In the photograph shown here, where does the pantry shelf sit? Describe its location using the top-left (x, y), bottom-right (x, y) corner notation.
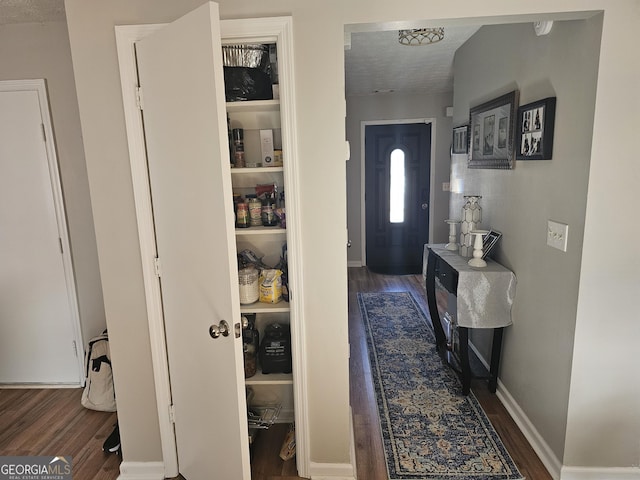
top-left (245, 372), bottom-right (293, 386)
top-left (226, 99), bottom-right (280, 113)
top-left (230, 166), bottom-right (284, 175)
top-left (240, 302), bottom-right (290, 314)
top-left (235, 226), bottom-right (286, 235)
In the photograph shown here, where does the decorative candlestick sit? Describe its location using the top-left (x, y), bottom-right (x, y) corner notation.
top-left (444, 219), bottom-right (461, 251)
top-left (468, 230), bottom-right (490, 267)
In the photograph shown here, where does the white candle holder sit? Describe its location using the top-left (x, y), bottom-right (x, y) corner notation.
top-left (444, 219), bottom-right (461, 251)
top-left (460, 195), bottom-right (482, 257)
top-left (468, 230), bottom-right (490, 267)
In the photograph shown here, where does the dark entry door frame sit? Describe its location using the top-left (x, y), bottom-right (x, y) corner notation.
top-left (360, 118), bottom-right (436, 269)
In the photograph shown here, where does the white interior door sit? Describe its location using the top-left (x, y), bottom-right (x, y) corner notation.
top-left (0, 81), bottom-right (82, 384)
top-left (136, 2), bottom-right (250, 478)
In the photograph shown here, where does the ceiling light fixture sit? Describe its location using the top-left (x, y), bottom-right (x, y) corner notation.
top-left (398, 27), bottom-right (445, 46)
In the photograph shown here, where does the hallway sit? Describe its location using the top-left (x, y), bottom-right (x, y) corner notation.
top-left (0, 268), bottom-right (551, 479)
top-left (348, 267), bottom-right (552, 479)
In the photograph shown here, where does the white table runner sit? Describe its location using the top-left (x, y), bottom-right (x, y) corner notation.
top-left (424, 244), bottom-right (516, 328)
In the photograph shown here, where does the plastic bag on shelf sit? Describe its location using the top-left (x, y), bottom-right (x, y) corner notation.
top-left (237, 249), bottom-right (271, 271)
top-left (259, 269), bottom-right (283, 304)
top-left (275, 244), bottom-right (289, 302)
top-left (222, 44), bottom-right (272, 102)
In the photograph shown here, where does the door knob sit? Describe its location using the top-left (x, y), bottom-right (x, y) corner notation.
top-left (421, 203), bottom-right (429, 210)
top-left (209, 320), bottom-right (230, 339)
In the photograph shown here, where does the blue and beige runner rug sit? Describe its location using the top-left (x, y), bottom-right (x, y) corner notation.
top-left (358, 291), bottom-right (523, 480)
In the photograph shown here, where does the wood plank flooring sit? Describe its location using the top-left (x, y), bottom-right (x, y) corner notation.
top-left (0, 388), bottom-right (120, 479)
top-left (348, 267), bottom-right (552, 480)
top-left (0, 267), bottom-right (552, 480)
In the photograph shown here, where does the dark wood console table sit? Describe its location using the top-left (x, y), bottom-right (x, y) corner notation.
top-left (423, 244), bottom-right (516, 395)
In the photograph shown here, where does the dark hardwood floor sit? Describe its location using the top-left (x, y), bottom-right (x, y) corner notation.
top-left (0, 267), bottom-right (552, 480)
top-left (0, 388), bottom-right (120, 479)
top-left (348, 267), bottom-right (552, 480)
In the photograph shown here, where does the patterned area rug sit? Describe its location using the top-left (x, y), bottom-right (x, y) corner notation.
top-left (358, 291), bottom-right (523, 480)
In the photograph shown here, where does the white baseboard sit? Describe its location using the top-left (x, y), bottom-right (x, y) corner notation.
top-left (496, 381), bottom-right (563, 479)
top-left (468, 342), bottom-right (562, 479)
top-left (560, 466), bottom-right (640, 479)
top-left (347, 261), bottom-right (363, 268)
top-left (118, 459), bottom-right (358, 480)
top-left (309, 461), bottom-right (356, 480)
top-left (0, 383), bottom-right (81, 389)
top-left (350, 406), bottom-right (358, 479)
top-left (469, 343), bottom-right (640, 480)
top-left (118, 461), bottom-right (165, 480)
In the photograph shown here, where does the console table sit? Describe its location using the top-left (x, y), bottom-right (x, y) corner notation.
top-left (423, 244), bottom-right (516, 395)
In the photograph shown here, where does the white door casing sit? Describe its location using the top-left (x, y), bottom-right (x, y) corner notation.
top-left (0, 80), bottom-right (84, 385)
top-left (136, 3), bottom-right (250, 479)
top-left (116, 6), bottom-right (308, 478)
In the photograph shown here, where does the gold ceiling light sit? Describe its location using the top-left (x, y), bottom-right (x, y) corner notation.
top-left (398, 27), bottom-right (445, 46)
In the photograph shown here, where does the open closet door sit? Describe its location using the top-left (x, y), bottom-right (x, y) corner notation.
top-left (136, 2), bottom-right (250, 479)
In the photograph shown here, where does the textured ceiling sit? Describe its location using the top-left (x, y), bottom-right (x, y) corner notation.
top-left (0, 0), bottom-right (65, 25)
top-left (1, 2), bottom-right (479, 97)
top-left (345, 26), bottom-right (480, 97)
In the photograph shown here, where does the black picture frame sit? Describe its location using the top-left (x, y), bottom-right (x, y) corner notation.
top-left (516, 97), bottom-right (556, 160)
top-left (452, 125), bottom-right (468, 154)
top-left (482, 229), bottom-right (502, 259)
top-left (468, 90), bottom-right (519, 169)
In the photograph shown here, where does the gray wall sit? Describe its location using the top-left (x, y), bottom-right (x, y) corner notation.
top-left (0, 22), bottom-right (105, 348)
top-left (451, 18), bottom-right (602, 461)
top-left (346, 92), bottom-right (452, 266)
top-left (63, 0), bottom-right (640, 474)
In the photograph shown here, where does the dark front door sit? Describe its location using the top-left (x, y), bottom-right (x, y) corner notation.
top-left (365, 123), bottom-right (431, 274)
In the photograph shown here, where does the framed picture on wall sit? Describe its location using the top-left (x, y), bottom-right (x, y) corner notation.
top-left (482, 229), bottom-right (502, 259)
top-left (452, 125), bottom-right (468, 154)
top-left (468, 90), bottom-right (519, 169)
top-left (516, 97), bottom-right (556, 160)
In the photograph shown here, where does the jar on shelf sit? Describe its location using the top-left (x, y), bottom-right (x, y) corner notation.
top-left (247, 195), bottom-right (262, 227)
top-left (273, 149), bottom-right (283, 167)
top-left (236, 202), bottom-right (250, 228)
top-left (459, 195), bottom-right (482, 257)
top-left (261, 194), bottom-right (278, 226)
top-left (242, 314), bottom-right (259, 378)
top-left (238, 266), bottom-right (259, 304)
top-left (232, 128), bottom-right (245, 168)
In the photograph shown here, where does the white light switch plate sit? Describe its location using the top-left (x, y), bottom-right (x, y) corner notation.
top-left (547, 220), bottom-right (568, 252)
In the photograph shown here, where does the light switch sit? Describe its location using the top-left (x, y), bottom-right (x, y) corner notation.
top-left (547, 220), bottom-right (568, 252)
top-left (442, 182), bottom-right (450, 192)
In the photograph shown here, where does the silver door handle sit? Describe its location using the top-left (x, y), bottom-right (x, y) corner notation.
top-left (209, 320), bottom-right (230, 339)
top-left (421, 203), bottom-right (429, 210)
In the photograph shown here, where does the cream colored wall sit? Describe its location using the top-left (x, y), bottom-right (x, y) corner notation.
top-left (563, 5), bottom-right (640, 469)
top-left (64, 0), bottom-right (640, 472)
top-left (0, 21), bottom-right (105, 348)
top-left (346, 92), bottom-right (453, 266)
top-left (451, 17), bottom-right (602, 462)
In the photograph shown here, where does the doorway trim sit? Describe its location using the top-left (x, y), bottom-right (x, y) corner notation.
top-left (0, 79), bottom-right (84, 386)
top-left (116, 17), bottom-right (310, 479)
top-left (360, 118), bottom-right (436, 267)
top-left (115, 23), bottom-right (177, 477)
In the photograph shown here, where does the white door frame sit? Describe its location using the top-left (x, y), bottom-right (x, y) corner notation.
top-left (0, 79), bottom-right (84, 386)
top-left (114, 24), bottom-right (178, 477)
top-left (360, 118), bottom-right (436, 267)
top-left (115, 17), bottom-right (310, 478)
